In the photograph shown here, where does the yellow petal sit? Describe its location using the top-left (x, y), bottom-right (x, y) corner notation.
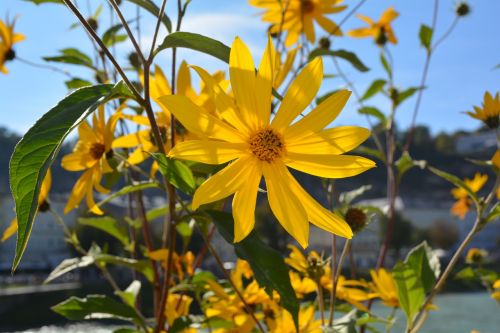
top-left (347, 27), bottom-right (375, 38)
top-left (303, 16), bottom-right (316, 43)
top-left (65, 169), bottom-right (93, 213)
top-left (191, 65), bottom-right (250, 133)
top-left (263, 162), bottom-right (309, 248)
top-left (177, 61), bottom-right (192, 97)
top-left (316, 15), bottom-right (342, 36)
top-left (286, 153), bottom-right (375, 178)
top-left (275, 47), bottom-right (299, 89)
top-left (112, 130), bottom-right (150, 148)
top-left (255, 36), bottom-right (275, 125)
top-left (287, 126), bottom-right (370, 155)
top-left (1, 218), bottom-right (18, 242)
top-left (233, 166), bottom-right (262, 243)
top-left (286, 90), bottom-right (351, 139)
top-left (168, 140), bottom-right (246, 164)
top-left (128, 144), bottom-right (156, 165)
top-left (229, 37), bottom-right (260, 130)
top-left (380, 7), bottom-right (399, 24)
top-left (272, 57), bottom-right (323, 131)
top-left (284, 166), bottom-right (352, 238)
top-left (192, 156), bottom-right (254, 209)
top-left (61, 152), bottom-right (97, 171)
top-left (157, 95), bottom-right (245, 143)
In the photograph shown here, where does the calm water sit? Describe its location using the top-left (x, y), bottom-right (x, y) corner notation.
top-left (7, 293), bottom-right (500, 333)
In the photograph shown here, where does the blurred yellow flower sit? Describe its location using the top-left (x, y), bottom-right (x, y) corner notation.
top-left (289, 271), bottom-right (316, 298)
top-left (466, 92), bottom-right (500, 129)
top-left (62, 108), bottom-right (120, 215)
top-left (148, 249), bottom-right (195, 282)
top-left (165, 293), bottom-right (193, 328)
top-left (249, 0), bottom-right (346, 47)
top-left (450, 173), bottom-right (487, 219)
top-left (492, 280), bottom-right (500, 301)
top-left (465, 248), bottom-right (488, 264)
top-left (0, 16), bottom-right (25, 74)
top-left (161, 37), bottom-right (374, 247)
top-left (267, 305), bottom-right (321, 333)
top-left (348, 7), bottom-right (399, 45)
top-left (369, 268), bottom-right (399, 308)
top-left (2, 170), bottom-right (51, 242)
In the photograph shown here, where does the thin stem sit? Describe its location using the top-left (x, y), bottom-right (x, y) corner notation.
top-left (317, 275), bottom-right (325, 325)
top-left (16, 57), bottom-right (72, 77)
top-left (199, 229), bottom-right (266, 333)
top-left (328, 239), bottom-right (351, 326)
top-left (148, 0), bottom-right (169, 59)
top-left (61, 0), bottom-right (143, 102)
top-left (107, 0), bottom-right (146, 64)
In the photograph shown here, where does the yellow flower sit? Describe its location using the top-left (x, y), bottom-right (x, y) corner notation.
top-left (249, 0), bottom-right (346, 47)
top-left (289, 271), bottom-right (316, 298)
top-left (267, 305), bottom-right (321, 333)
top-left (147, 249), bottom-right (195, 281)
top-left (231, 259), bottom-right (254, 290)
top-left (0, 16), bottom-right (25, 74)
top-left (450, 173), bottom-right (487, 219)
top-left (466, 92), bottom-right (500, 129)
top-left (333, 275), bottom-right (371, 311)
top-left (2, 170), bottom-right (51, 242)
top-left (465, 248), bottom-right (488, 264)
top-left (348, 7), bottom-right (399, 45)
top-left (369, 268), bottom-right (399, 308)
top-left (160, 37), bottom-right (374, 247)
top-left (62, 107), bottom-right (120, 215)
top-left (165, 293), bottom-right (193, 327)
top-left (492, 279), bottom-right (500, 301)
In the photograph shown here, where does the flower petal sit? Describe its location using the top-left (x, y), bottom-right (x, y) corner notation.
top-left (286, 153), bottom-right (376, 178)
top-left (316, 15), bottom-right (342, 36)
top-left (286, 126), bottom-right (370, 155)
top-left (255, 36), bottom-right (276, 125)
top-left (192, 156), bottom-right (254, 209)
top-left (230, 37), bottom-right (260, 130)
top-left (112, 130), bottom-right (150, 149)
top-left (233, 165), bottom-right (262, 242)
top-left (169, 140), bottom-right (246, 165)
top-left (263, 162), bottom-right (309, 248)
top-left (61, 152), bottom-right (97, 171)
top-left (283, 166), bottom-right (352, 238)
top-left (272, 57), bottom-right (323, 131)
top-left (1, 218), bottom-right (17, 242)
top-left (285, 90), bottom-right (351, 139)
top-left (157, 95), bottom-right (245, 143)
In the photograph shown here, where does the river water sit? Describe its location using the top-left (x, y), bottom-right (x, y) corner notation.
top-left (7, 292), bottom-right (500, 333)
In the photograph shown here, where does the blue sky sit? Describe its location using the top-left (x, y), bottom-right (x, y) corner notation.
top-left (1, 0), bottom-right (499, 135)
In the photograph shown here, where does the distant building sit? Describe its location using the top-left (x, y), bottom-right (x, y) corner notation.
top-left (455, 131), bottom-right (497, 154)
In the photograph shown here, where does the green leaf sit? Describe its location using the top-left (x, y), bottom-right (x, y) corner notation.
top-left (484, 203), bottom-right (500, 225)
top-left (10, 82), bottom-right (130, 271)
top-left (52, 295), bottom-right (141, 324)
top-left (355, 146), bottom-right (386, 164)
top-left (309, 48), bottom-right (370, 72)
top-left (419, 24), bottom-right (433, 50)
top-left (428, 166), bottom-right (479, 204)
top-left (43, 48), bottom-right (95, 69)
top-left (361, 79), bottom-right (386, 101)
top-left (94, 254), bottom-right (154, 282)
top-left (78, 216), bottom-right (130, 247)
top-left (125, 0), bottom-right (172, 32)
top-left (454, 267), bottom-right (477, 281)
top-left (404, 241), bottom-right (440, 293)
top-left (393, 262), bottom-right (425, 327)
top-left (339, 185), bottom-right (372, 206)
top-left (396, 87), bottom-right (421, 106)
top-left (65, 78), bottom-right (92, 90)
top-left (102, 23), bottom-right (128, 48)
top-left (380, 53), bottom-right (392, 78)
top-left (395, 152), bottom-right (427, 183)
top-left (116, 280), bottom-right (141, 307)
top-left (155, 31), bottom-right (230, 62)
top-left (358, 106), bottom-right (387, 127)
top-left (94, 181), bottom-right (160, 209)
top-left (23, 0), bottom-right (63, 4)
top-left (208, 211), bottom-right (299, 329)
top-left (45, 256), bottom-right (95, 283)
top-left (152, 153), bottom-right (196, 195)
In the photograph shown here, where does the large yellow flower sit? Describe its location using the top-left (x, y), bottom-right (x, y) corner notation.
top-left (466, 91), bottom-right (500, 129)
top-left (348, 7), bottom-right (399, 45)
top-left (450, 173), bottom-right (487, 219)
top-left (160, 37), bottom-right (374, 247)
top-left (2, 170), bottom-right (51, 242)
top-left (62, 108), bottom-right (120, 215)
top-left (0, 16), bottom-right (25, 74)
top-left (249, 0), bottom-right (346, 47)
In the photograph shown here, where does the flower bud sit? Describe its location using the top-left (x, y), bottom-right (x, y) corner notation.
top-left (375, 27), bottom-right (388, 46)
top-left (5, 48), bottom-right (15, 61)
top-left (319, 37), bottom-right (331, 50)
top-left (128, 52), bottom-right (141, 69)
top-left (345, 207), bottom-right (368, 234)
top-left (465, 248), bottom-right (488, 264)
top-left (455, 2), bottom-right (471, 17)
top-left (87, 17), bottom-right (98, 31)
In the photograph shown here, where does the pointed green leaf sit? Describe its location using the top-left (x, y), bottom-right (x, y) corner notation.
top-left (361, 79), bottom-right (386, 101)
top-left (419, 24), bottom-right (433, 50)
top-left (78, 216), bottom-right (130, 247)
top-left (94, 181), bottom-right (160, 209)
top-left (125, 0), bottom-right (172, 32)
top-left (358, 106), bottom-right (387, 127)
top-left (393, 262), bottom-right (425, 327)
top-left (428, 166), bottom-right (479, 204)
top-left (9, 83), bottom-right (130, 270)
top-left (405, 241), bottom-right (440, 293)
top-left (309, 48), bottom-right (370, 72)
top-left (45, 256), bottom-right (95, 283)
top-left (152, 153), bottom-right (195, 195)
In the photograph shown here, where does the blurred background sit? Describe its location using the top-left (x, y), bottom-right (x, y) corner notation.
top-left (1, 0), bottom-right (500, 332)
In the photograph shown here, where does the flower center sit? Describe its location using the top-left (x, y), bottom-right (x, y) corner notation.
top-left (5, 48), bottom-right (15, 61)
top-left (249, 129), bottom-right (284, 163)
top-left (89, 142), bottom-right (106, 160)
top-left (302, 0), bottom-right (315, 14)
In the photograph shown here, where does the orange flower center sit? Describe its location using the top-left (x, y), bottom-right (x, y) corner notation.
top-left (302, 0), bottom-right (315, 14)
top-left (89, 142), bottom-right (106, 160)
top-left (249, 129), bottom-right (284, 163)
